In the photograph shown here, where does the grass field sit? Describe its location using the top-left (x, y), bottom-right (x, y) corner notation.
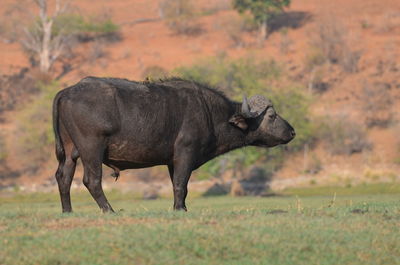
top-left (1, 184), bottom-right (399, 265)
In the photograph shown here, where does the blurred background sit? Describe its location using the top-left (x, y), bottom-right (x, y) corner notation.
top-left (0, 0), bottom-right (399, 197)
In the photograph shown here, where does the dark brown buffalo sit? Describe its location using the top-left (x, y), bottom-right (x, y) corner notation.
top-left (53, 77), bottom-right (295, 212)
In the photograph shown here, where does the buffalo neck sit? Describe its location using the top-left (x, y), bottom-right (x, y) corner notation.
top-left (213, 102), bottom-right (248, 157)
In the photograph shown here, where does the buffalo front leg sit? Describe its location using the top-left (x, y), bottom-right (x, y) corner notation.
top-left (171, 156), bottom-right (193, 211)
top-left (167, 164), bottom-right (174, 184)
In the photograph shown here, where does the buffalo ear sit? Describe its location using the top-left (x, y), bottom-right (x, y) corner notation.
top-left (229, 114), bottom-right (248, 130)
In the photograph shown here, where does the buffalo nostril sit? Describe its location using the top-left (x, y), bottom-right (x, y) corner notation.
top-left (291, 130), bottom-right (296, 137)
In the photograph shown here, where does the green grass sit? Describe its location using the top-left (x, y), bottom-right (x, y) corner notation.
top-left (1, 189), bottom-right (399, 265)
top-left (283, 183), bottom-right (400, 196)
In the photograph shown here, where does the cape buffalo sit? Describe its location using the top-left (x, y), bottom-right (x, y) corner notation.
top-left (53, 77), bottom-right (295, 212)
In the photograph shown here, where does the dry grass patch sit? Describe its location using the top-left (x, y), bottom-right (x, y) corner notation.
top-left (43, 217), bottom-right (154, 230)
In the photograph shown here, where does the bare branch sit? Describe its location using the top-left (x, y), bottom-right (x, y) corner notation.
top-left (54, 0), bottom-right (69, 18)
top-left (49, 34), bottom-right (66, 64)
top-left (34, 0), bottom-right (47, 23)
top-left (8, 1), bottom-right (36, 21)
top-left (20, 0), bottom-right (72, 73)
top-left (55, 0), bottom-right (61, 14)
top-left (19, 0), bottom-right (104, 73)
top-left (21, 28), bottom-right (41, 53)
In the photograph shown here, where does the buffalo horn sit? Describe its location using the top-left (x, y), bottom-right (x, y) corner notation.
top-left (241, 96), bottom-right (253, 118)
top-left (242, 95), bottom-right (272, 118)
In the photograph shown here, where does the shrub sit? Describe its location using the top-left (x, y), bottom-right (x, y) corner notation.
top-left (362, 81), bottom-right (393, 128)
top-left (0, 13), bottom-right (19, 43)
top-left (0, 68), bottom-right (39, 114)
top-left (232, 0), bottom-right (291, 40)
top-left (307, 67), bottom-right (329, 94)
top-left (159, 0), bottom-right (203, 36)
top-left (14, 82), bottom-right (59, 173)
top-left (269, 86), bottom-right (314, 152)
top-left (360, 19), bottom-right (372, 30)
top-left (141, 65), bottom-right (169, 80)
top-left (224, 16), bottom-right (248, 48)
top-left (230, 166), bottom-right (271, 196)
top-left (195, 158), bottom-right (226, 180)
top-left (88, 40), bottom-right (108, 63)
top-left (176, 54), bottom-right (281, 98)
top-left (279, 28), bottom-right (292, 54)
top-left (304, 48), bottom-right (326, 71)
top-left (51, 13), bottom-right (121, 44)
top-left (313, 17), bottom-right (344, 64)
top-left (0, 131), bottom-right (9, 179)
top-left (303, 153), bottom-right (322, 174)
top-left (53, 14), bottom-right (119, 37)
top-left (340, 47), bottom-right (362, 73)
top-left (321, 115), bottom-right (372, 155)
top-left (394, 143), bottom-right (400, 165)
top-left (374, 11), bottom-right (400, 33)
top-left (241, 14), bottom-right (260, 32)
top-left (312, 16), bottom-right (361, 73)
top-left (0, 132), bottom-right (7, 163)
top-left (221, 14), bottom-right (258, 48)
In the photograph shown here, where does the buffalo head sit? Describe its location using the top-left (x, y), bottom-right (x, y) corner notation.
top-left (229, 95), bottom-right (296, 147)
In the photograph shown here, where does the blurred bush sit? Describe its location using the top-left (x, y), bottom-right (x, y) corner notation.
top-left (176, 55), bottom-right (281, 97)
top-left (0, 131), bottom-right (9, 179)
top-left (232, 0), bottom-right (291, 41)
top-left (175, 55), bottom-right (315, 179)
top-left (159, 0), bottom-right (203, 36)
top-left (14, 82), bottom-right (58, 173)
top-left (362, 81), bottom-right (394, 128)
top-left (0, 132), bottom-right (7, 163)
top-left (0, 68), bottom-right (39, 115)
top-left (304, 47), bottom-right (326, 71)
top-left (320, 115), bottom-right (372, 155)
top-left (142, 65), bottom-right (169, 80)
top-left (53, 14), bottom-right (119, 40)
top-left (303, 153), bottom-right (322, 174)
top-left (312, 16), bottom-right (361, 73)
top-left (394, 143), bottom-right (400, 165)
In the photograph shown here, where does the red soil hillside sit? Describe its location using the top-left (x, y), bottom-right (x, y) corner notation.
top-left (0, 0), bottom-right (399, 190)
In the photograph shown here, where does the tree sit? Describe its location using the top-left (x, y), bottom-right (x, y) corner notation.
top-left (20, 0), bottom-right (119, 75)
top-left (21, 0), bottom-right (70, 73)
top-left (233, 0), bottom-right (290, 41)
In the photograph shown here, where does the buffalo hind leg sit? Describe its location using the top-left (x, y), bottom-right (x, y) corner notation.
top-left (55, 146), bottom-right (78, 213)
top-left (81, 144), bottom-right (114, 213)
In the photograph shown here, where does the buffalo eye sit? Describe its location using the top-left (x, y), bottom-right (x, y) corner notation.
top-left (268, 113), bottom-right (276, 120)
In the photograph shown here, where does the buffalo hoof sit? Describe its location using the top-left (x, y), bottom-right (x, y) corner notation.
top-left (62, 207), bottom-right (73, 213)
top-left (101, 208), bottom-right (115, 214)
top-left (174, 206), bottom-right (187, 211)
